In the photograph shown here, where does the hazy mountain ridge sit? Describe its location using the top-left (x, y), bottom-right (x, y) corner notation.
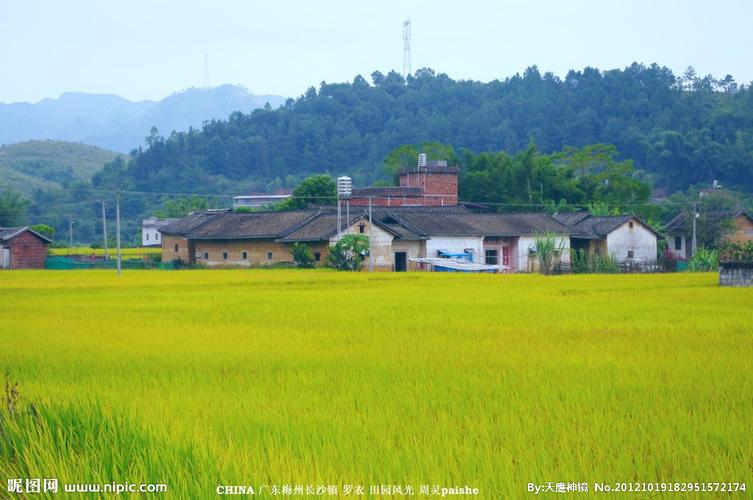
top-left (0, 85), bottom-right (285, 153)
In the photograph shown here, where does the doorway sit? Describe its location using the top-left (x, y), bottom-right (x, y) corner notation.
top-left (2, 247), bottom-right (10, 269)
top-left (394, 252), bottom-right (407, 272)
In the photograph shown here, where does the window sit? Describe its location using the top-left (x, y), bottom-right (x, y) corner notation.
top-left (629, 221), bottom-right (634, 229)
top-left (156, 233), bottom-right (160, 241)
top-left (146, 233), bottom-right (150, 241)
top-left (627, 250), bottom-right (635, 259)
top-left (359, 223), bottom-right (365, 234)
top-left (204, 252), bottom-right (209, 260)
top-left (314, 252), bottom-right (321, 262)
top-left (242, 251), bottom-right (248, 260)
top-left (222, 251), bottom-right (228, 260)
top-left (674, 236), bottom-right (682, 251)
top-left (267, 251), bottom-right (273, 260)
top-left (485, 249), bottom-right (499, 265)
top-left (174, 244), bottom-right (179, 252)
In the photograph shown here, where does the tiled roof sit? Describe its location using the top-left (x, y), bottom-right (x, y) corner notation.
top-left (553, 212), bottom-right (591, 226)
top-left (663, 211), bottom-right (752, 234)
top-left (185, 210), bottom-right (319, 240)
top-left (0, 226), bottom-right (53, 243)
top-left (378, 212), bottom-right (570, 237)
top-left (160, 206), bottom-right (573, 243)
top-left (561, 214), bottom-right (656, 239)
top-left (159, 212), bottom-right (223, 236)
top-left (0, 227), bottom-right (24, 240)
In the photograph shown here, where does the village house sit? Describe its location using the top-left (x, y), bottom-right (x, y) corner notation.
top-left (554, 212), bottom-right (658, 263)
top-left (142, 217), bottom-right (177, 247)
top-left (159, 206), bottom-right (572, 272)
top-left (664, 211), bottom-right (753, 260)
top-left (0, 226), bottom-right (52, 269)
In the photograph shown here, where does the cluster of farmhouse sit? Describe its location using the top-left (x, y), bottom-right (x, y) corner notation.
top-left (3, 154), bottom-right (751, 272)
top-left (157, 155), bottom-right (662, 272)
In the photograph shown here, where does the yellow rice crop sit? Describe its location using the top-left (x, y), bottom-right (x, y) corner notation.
top-left (0, 270), bottom-right (751, 498)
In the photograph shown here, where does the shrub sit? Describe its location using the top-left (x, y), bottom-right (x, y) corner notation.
top-left (593, 253), bottom-right (620, 274)
top-left (719, 241), bottom-right (753, 263)
top-left (327, 234), bottom-right (369, 271)
top-left (291, 243), bottom-right (316, 268)
top-left (687, 248), bottom-right (719, 272)
top-left (532, 233), bottom-right (565, 275)
top-left (660, 249), bottom-right (679, 273)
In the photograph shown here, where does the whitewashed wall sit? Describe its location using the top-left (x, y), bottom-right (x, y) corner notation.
top-left (606, 221), bottom-right (657, 262)
top-left (517, 235), bottom-right (571, 272)
top-left (666, 232), bottom-right (688, 260)
top-left (142, 227), bottom-right (162, 247)
top-left (425, 236), bottom-right (484, 263)
top-left (331, 219), bottom-right (397, 269)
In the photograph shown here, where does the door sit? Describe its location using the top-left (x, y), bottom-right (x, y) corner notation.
top-left (394, 252), bottom-right (407, 272)
top-left (2, 247), bottom-right (10, 269)
top-left (502, 246), bottom-right (510, 266)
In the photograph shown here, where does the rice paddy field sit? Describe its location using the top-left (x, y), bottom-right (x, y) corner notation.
top-left (0, 270), bottom-right (751, 498)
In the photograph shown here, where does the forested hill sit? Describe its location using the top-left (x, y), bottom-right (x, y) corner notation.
top-left (113, 64), bottom-right (753, 195)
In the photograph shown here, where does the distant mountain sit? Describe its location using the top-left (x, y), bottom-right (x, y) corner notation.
top-left (0, 85), bottom-right (285, 153)
top-left (0, 140), bottom-right (120, 195)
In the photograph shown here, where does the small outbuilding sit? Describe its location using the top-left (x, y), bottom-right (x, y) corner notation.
top-left (0, 226), bottom-right (53, 269)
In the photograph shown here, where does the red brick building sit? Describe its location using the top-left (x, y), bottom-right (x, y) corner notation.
top-left (0, 227), bottom-right (52, 269)
top-left (349, 156), bottom-right (459, 207)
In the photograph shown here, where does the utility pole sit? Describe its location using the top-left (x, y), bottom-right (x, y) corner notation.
top-left (100, 200), bottom-right (109, 260)
top-left (68, 219), bottom-right (75, 253)
top-left (336, 196), bottom-right (342, 240)
top-left (691, 202), bottom-right (698, 257)
top-left (116, 191), bottom-right (122, 276)
top-left (368, 196), bottom-right (373, 272)
top-left (345, 199), bottom-right (350, 234)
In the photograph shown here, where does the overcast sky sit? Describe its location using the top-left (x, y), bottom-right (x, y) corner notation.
top-left (1, 0), bottom-right (751, 103)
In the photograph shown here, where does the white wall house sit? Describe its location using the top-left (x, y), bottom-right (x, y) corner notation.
top-left (606, 220), bottom-right (657, 261)
top-left (142, 218), bottom-right (177, 247)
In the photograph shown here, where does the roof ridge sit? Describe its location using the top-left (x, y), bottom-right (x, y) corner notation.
top-left (277, 210), bottom-right (323, 238)
top-left (383, 212), bottom-right (428, 237)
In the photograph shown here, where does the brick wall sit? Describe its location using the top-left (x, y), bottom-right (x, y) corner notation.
top-left (398, 171), bottom-right (458, 206)
top-left (7, 231), bottom-right (49, 269)
top-left (161, 235), bottom-right (191, 263)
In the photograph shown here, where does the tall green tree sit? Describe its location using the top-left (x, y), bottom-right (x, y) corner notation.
top-left (279, 175), bottom-right (336, 210)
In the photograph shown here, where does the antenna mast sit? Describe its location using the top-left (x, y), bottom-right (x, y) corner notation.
top-left (402, 19), bottom-right (411, 79)
top-left (203, 54), bottom-right (211, 89)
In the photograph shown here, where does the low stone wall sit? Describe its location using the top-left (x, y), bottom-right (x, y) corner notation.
top-left (719, 262), bottom-right (753, 287)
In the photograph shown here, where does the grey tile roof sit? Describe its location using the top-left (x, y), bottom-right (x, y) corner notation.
top-left (378, 212), bottom-right (570, 237)
top-left (185, 210), bottom-right (319, 240)
top-left (161, 206), bottom-right (573, 243)
top-left (0, 226), bottom-right (53, 243)
top-left (159, 212), bottom-right (223, 236)
top-left (553, 212), bottom-right (591, 226)
top-left (663, 211), bottom-right (752, 234)
top-left (563, 214), bottom-right (656, 239)
top-left (0, 227), bottom-right (24, 240)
